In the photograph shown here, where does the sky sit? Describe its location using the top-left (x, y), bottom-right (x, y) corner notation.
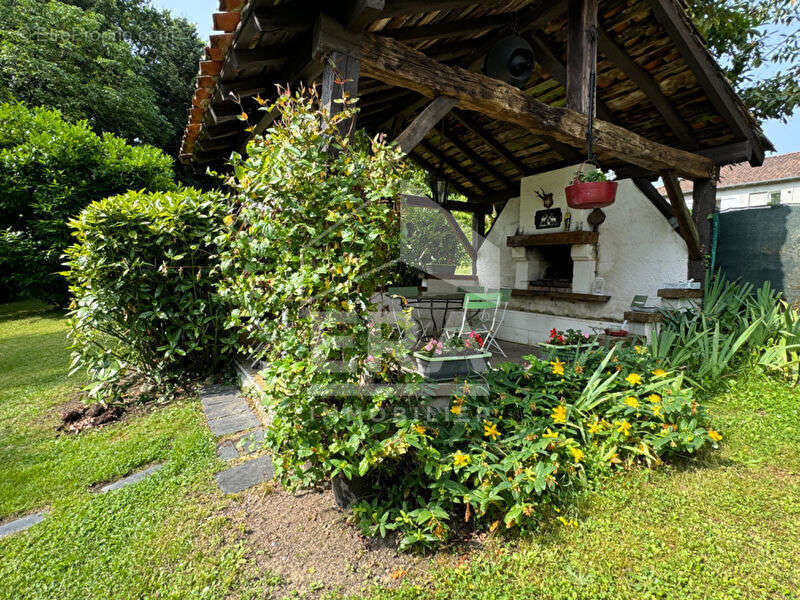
top-left (153, 0), bottom-right (800, 156)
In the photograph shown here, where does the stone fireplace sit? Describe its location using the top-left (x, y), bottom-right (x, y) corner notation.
top-left (509, 231), bottom-right (599, 294)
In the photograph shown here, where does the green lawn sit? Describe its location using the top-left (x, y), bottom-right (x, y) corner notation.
top-left (368, 376), bottom-right (800, 600)
top-left (0, 302), bottom-right (269, 600)
top-left (1, 301), bottom-right (799, 600)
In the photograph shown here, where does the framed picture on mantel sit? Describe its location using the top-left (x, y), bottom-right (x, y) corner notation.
top-left (535, 208), bottom-right (563, 229)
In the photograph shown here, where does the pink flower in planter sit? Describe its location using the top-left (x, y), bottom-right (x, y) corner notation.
top-left (367, 355), bottom-right (376, 363)
top-left (584, 333), bottom-right (591, 340)
top-left (435, 341), bottom-right (444, 355)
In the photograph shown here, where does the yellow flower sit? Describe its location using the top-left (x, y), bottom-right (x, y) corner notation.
top-left (569, 446), bottom-right (585, 463)
top-left (483, 420), bottom-right (501, 441)
top-left (616, 420), bottom-right (632, 436)
top-left (450, 404), bottom-right (462, 415)
top-left (550, 359), bottom-right (565, 376)
top-left (453, 451), bottom-right (471, 467)
top-left (587, 421), bottom-right (602, 435)
top-left (651, 369), bottom-right (668, 378)
top-left (542, 428), bottom-right (559, 439)
top-left (608, 451), bottom-right (622, 464)
top-left (648, 394), bottom-right (662, 404)
top-left (625, 373), bottom-right (643, 386)
top-left (551, 404), bottom-right (567, 424)
top-left (624, 396), bottom-right (640, 409)
top-left (414, 424), bottom-right (426, 435)
top-left (651, 404), bottom-right (662, 417)
top-left (634, 345), bottom-right (647, 355)
top-left (708, 429), bottom-right (723, 442)
top-left (223, 214), bottom-right (235, 227)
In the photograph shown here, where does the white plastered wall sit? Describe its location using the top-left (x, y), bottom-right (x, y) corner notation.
top-left (476, 165), bottom-right (688, 345)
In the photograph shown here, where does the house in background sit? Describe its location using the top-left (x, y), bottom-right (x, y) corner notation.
top-left (659, 152), bottom-right (800, 212)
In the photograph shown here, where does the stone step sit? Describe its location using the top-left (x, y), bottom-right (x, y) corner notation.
top-left (0, 511), bottom-right (47, 539)
top-left (100, 464), bottom-right (163, 493)
top-left (216, 455), bottom-right (274, 494)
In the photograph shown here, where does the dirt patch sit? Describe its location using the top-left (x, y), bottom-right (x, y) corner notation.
top-left (225, 482), bottom-right (474, 598)
top-left (57, 401), bottom-right (124, 433)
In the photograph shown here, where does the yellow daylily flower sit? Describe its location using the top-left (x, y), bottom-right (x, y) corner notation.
top-left (651, 369), bottom-right (668, 378)
top-left (414, 424), bottom-right (426, 435)
top-left (587, 421), bottom-right (602, 435)
top-left (634, 345), bottom-right (647, 355)
top-left (648, 394), bottom-right (662, 404)
top-left (483, 420), bottom-right (501, 441)
top-left (625, 373), bottom-right (643, 386)
top-left (542, 428), bottom-right (559, 439)
top-left (453, 451), bottom-right (471, 467)
top-left (450, 404), bottom-right (462, 415)
top-left (550, 359), bottom-right (565, 376)
top-left (616, 420), bottom-right (632, 436)
top-left (651, 404), bottom-right (662, 417)
top-left (569, 446), bottom-right (585, 463)
top-left (551, 404), bottom-right (567, 424)
top-left (624, 396), bottom-right (640, 409)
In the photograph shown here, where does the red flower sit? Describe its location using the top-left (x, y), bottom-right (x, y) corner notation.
top-left (549, 328), bottom-right (557, 339)
top-left (557, 335), bottom-right (566, 344)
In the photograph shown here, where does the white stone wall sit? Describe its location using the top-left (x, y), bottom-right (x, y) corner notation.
top-left (476, 164), bottom-right (688, 345)
top-left (683, 178), bottom-right (800, 211)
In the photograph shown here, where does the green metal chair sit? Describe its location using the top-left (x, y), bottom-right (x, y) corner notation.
top-left (448, 291), bottom-right (509, 357)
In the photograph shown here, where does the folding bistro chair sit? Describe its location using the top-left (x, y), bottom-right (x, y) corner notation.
top-left (447, 290), bottom-right (509, 357)
top-left (387, 286), bottom-right (421, 340)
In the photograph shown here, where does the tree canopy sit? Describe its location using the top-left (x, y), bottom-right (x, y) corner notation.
top-left (0, 0), bottom-right (203, 155)
top-left (689, 0), bottom-right (800, 122)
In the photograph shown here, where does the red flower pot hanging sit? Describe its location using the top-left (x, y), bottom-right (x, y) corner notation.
top-left (565, 162), bottom-right (618, 209)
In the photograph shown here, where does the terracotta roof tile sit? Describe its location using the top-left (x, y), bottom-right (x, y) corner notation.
top-left (657, 152), bottom-right (800, 194)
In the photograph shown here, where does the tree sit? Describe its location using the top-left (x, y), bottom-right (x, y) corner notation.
top-left (0, 0), bottom-right (203, 155)
top-left (0, 103), bottom-right (175, 304)
top-left (63, 0), bottom-right (204, 156)
top-left (688, 0), bottom-right (800, 122)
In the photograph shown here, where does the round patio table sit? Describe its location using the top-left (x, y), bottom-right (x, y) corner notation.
top-left (402, 293), bottom-right (465, 339)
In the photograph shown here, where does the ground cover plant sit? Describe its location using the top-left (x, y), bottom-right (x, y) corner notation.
top-left (66, 188), bottom-right (236, 403)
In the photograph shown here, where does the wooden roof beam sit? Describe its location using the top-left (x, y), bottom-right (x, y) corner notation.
top-left (344, 0), bottom-right (385, 31)
top-left (380, 14), bottom-right (511, 43)
top-left (358, 34), bottom-right (716, 180)
top-left (394, 97), bottom-right (457, 154)
top-left (598, 29), bottom-right (697, 149)
top-left (646, 0), bottom-right (766, 165)
top-left (449, 112), bottom-right (528, 176)
top-left (419, 140), bottom-right (494, 195)
top-left (383, 0), bottom-right (512, 18)
top-left (437, 122), bottom-right (517, 192)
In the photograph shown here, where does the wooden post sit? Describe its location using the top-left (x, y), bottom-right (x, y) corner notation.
top-left (321, 50), bottom-right (361, 119)
top-left (566, 0), bottom-right (599, 114)
top-left (690, 176), bottom-right (718, 282)
top-left (660, 170), bottom-right (702, 261)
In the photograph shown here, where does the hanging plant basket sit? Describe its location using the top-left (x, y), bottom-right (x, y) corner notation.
top-left (565, 163), bottom-right (618, 209)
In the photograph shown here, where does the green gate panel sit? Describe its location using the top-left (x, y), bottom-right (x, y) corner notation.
top-left (716, 206), bottom-right (800, 302)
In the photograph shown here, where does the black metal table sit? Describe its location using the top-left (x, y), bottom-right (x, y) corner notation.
top-left (402, 293), bottom-right (465, 339)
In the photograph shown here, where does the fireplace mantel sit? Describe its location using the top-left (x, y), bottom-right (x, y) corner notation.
top-left (507, 231), bottom-right (599, 248)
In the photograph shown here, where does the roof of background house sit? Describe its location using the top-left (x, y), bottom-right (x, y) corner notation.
top-left (658, 151), bottom-right (800, 195)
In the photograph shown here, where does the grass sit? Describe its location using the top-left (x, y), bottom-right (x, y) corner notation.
top-left (2, 300), bottom-right (799, 599)
top-left (0, 301), bottom-right (271, 600)
top-left (364, 374), bottom-right (800, 600)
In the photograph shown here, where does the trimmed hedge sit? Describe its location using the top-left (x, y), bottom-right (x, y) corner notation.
top-left (66, 188), bottom-right (236, 402)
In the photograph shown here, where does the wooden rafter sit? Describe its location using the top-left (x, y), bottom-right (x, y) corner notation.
top-left (357, 34), bottom-right (716, 180)
top-left (597, 29), bottom-right (696, 148)
top-left (646, 0), bottom-right (764, 165)
top-left (419, 140), bottom-right (494, 195)
top-left (436, 122), bottom-right (517, 192)
top-left (394, 97), bottom-right (457, 154)
top-left (449, 112), bottom-right (528, 176)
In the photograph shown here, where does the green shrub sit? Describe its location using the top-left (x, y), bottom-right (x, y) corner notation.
top-left (66, 188), bottom-right (236, 402)
top-left (0, 102), bottom-right (175, 304)
top-left (350, 345), bottom-right (718, 551)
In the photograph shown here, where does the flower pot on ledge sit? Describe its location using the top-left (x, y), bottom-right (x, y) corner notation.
top-left (413, 351), bottom-right (491, 381)
top-left (565, 181), bottom-right (618, 209)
